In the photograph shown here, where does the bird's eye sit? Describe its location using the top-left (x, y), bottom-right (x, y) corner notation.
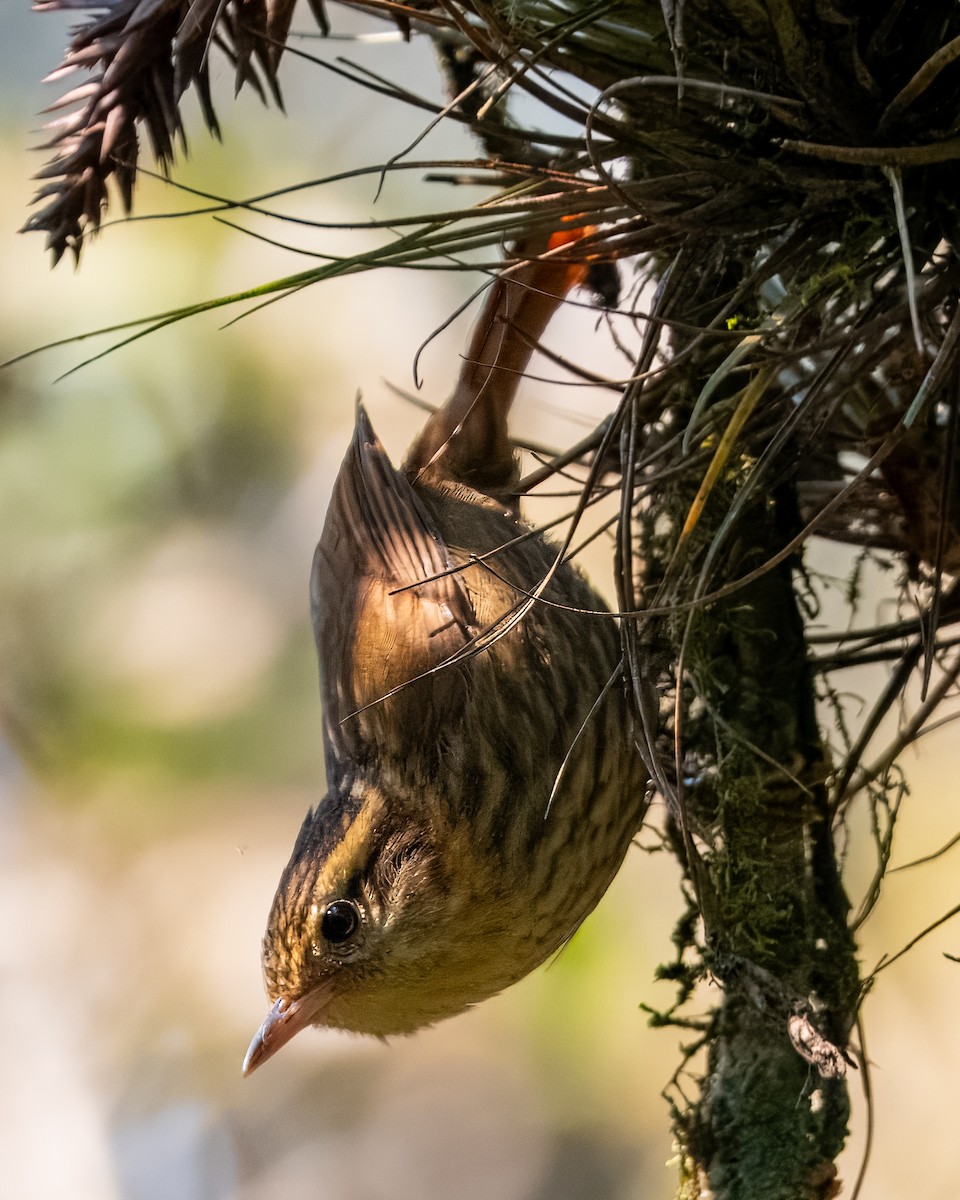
top-left (321, 899), bottom-right (361, 944)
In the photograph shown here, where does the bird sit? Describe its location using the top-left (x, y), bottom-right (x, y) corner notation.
top-left (243, 228), bottom-right (647, 1074)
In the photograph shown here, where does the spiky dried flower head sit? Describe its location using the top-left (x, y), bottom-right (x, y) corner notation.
top-left (25, 0), bottom-right (329, 262)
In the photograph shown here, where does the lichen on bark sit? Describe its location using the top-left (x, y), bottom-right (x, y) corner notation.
top-left (638, 379), bottom-right (861, 1199)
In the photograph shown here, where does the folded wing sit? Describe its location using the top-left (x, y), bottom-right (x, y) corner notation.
top-left (311, 403), bottom-right (477, 777)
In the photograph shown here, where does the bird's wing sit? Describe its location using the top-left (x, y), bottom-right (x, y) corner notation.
top-left (311, 402), bottom-right (476, 773)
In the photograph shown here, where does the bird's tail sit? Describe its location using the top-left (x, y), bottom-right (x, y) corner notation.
top-left (404, 225), bottom-right (600, 504)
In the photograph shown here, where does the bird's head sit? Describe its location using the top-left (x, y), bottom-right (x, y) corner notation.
top-left (243, 781), bottom-right (523, 1073)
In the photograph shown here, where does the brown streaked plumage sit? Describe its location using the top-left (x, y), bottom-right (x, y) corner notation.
top-left (243, 231), bottom-right (646, 1073)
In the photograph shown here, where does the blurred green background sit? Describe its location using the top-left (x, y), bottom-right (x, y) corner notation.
top-left (2, 7), bottom-right (959, 1199)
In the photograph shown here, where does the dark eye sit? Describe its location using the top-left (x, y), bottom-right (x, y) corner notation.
top-left (321, 900), bottom-right (361, 944)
